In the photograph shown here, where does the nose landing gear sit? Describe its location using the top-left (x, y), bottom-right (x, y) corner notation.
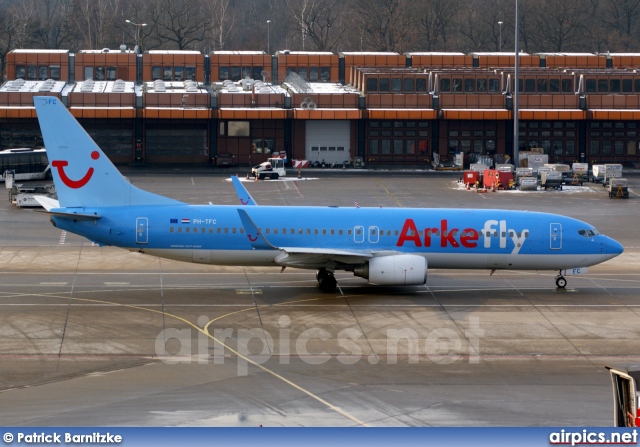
top-left (555, 273), bottom-right (567, 289)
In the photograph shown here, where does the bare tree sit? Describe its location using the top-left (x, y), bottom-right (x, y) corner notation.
top-left (28, 0), bottom-right (75, 49)
top-left (351, 0), bottom-right (417, 52)
top-left (151, 0), bottom-right (213, 50)
top-left (415, 0), bottom-right (464, 51)
top-left (285, 0), bottom-right (346, 51)
top-left (525, 0), bottom-right (596, 52)
top-left (73, 0), bottom-right (123, 49)
top-left (205, 0), bottom-right (235, 51)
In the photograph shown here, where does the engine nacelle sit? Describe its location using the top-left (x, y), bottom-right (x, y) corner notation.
top-left (353, 254), bottom-right (427, 286)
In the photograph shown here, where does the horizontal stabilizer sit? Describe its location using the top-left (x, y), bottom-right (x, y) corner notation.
top-left (37, 208), bottom-right (102, 221)
top-left (32, 195), bottom-right (60, 211)
top-left (231, 176), bottom-right (257, 206)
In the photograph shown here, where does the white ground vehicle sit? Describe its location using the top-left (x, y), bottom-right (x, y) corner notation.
top-left (251, 158), bottom-right (286, 179)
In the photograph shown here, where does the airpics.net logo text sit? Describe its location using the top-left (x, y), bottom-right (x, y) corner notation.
top-left (155, 315), bottom-right (484, 376)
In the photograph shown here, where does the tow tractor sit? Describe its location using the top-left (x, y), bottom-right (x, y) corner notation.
top-left (251, 157), bottom-right (286, 180)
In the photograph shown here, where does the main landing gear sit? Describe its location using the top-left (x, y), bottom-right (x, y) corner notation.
top-left (555, 273), bottom-right (567, 289)
top-left (317, 268), bottom-right (337, 293)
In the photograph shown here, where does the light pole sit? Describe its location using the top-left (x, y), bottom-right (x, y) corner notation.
top-left (267, 20), bottom-right (271, 55)
top-left (498, 21), bottom-right (503, 52)
top-left (125, 19), bottom-right (147, 54)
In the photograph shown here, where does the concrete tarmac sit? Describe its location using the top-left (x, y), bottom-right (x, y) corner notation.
top-left (1, 172), bottom-right (639, 426)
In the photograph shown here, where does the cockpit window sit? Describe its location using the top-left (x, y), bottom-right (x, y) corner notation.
top-left (579, 229), bottom-right (600, 237)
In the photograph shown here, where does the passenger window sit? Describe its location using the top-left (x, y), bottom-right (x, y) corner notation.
top-left (170, 227), bottom-right (174, 233)
top-left (322, 229), bottom-right (327, 235)
top-left (178, 227), bottom-right (182, 233)
top-left (186, 228), bottom-right (190, 233)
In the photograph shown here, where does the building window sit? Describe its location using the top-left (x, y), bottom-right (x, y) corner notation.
top-left (174, 67), bottom-right (184, 81)
top-left (320, 67), bottom-right (330, 82)
top-left (152, 66), bottom-right (162, 80)
top-left (50, 65), bottom-right (60, 80)
top-left (186, 66), bottom-right (196, 81)
top-left (367, 78), bottom-right (378, 92)
top-left (309, 67), bottom-right (319, 81)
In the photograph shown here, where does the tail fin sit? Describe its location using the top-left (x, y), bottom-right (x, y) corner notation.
top-left (230, 176), bottom-right (257, 205)
top-left (34, 96), bottom-right (182, 208)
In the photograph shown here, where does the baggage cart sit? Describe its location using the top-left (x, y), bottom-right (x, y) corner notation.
top-left (592, 165), bottom-right (605, 183)
top-left (540, 171), bottom-right (563, 190)
top-left (608, 178), bottom-right (629, 199)
top-left (603, 164), bottom-right (623, 187)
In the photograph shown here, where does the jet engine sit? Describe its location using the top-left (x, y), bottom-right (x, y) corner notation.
top-left (353, 254), bottom-right (427, 285)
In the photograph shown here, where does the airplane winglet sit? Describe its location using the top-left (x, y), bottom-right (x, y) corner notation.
top-left (231, 176), bottom-right (257, 206)
top-left (236, 209), bottom-right (277, 250)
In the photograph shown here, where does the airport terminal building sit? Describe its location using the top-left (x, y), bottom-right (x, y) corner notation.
top-left (2, 48), bottom-right (640, 167)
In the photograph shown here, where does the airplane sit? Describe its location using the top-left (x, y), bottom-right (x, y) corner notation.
top-left (32, 96), bottom-right (623, 293)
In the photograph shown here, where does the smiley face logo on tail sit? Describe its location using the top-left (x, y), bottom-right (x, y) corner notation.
top-left (52, 151), bottom-right (99, 189)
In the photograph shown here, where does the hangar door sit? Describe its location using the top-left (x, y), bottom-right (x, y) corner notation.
top-left (145, 121), bottom-right (209, 164)
top-left (305, 121), bottom-right (350, 165)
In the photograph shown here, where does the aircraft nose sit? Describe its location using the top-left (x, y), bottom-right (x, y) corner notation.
top-left (606, 237), bottom-right (624, 256)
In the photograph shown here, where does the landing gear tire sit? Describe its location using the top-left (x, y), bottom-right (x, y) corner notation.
top-left (317, 269), bottom-right (337, 293)
top-left (556, 276), bottom-right (567, 288)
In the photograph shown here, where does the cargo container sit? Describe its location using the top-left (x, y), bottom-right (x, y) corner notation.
top-left (608, 178), bottom-right (629, 199)
top-left (603, 164), bottom-right (623, 186)
top-left (463, 170), bottom-right (480, 186)
top-left (519, 178), bottom-right (538, 191)
top-left (592, 165), bottom-right (605, 183)
top-left (540, 171), bottom-right (563, 190)
top-left (571, 163), bottom-right (589, 185)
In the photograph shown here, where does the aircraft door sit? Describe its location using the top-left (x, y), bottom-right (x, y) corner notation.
top-left (136, 217), bottom-right (148, 244)
top-left (368, 226), bottom-right (379, 243)
top-left (607, 365), bottom-right (640, 427)
top-left (354, 226), bottom-right (364, 243)
top-left (550, 223), bottom-right (562, 250)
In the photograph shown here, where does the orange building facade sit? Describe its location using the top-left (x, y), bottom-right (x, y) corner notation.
top-left (2, 49), bottom-right (640, 166)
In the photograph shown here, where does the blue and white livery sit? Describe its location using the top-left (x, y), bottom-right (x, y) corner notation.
top-left (33, 96), bottom-right (623, 292)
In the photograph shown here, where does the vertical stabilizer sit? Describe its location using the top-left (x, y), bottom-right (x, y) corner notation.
top-left (33, 96), bottom-right (182, 208)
